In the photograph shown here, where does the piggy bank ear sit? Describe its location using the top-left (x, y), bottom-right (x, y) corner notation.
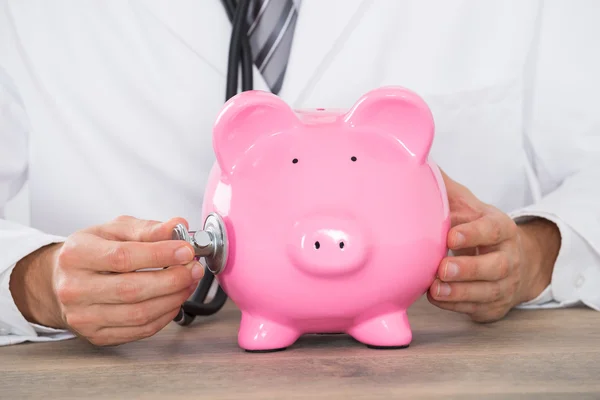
top-left (343, 86), bottom-right (435, 164)
top-left (213, 90), bottom-right (299, 174)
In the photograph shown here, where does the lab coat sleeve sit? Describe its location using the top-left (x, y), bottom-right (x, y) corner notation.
top-left (511, 0), bottom-right (600, 311)
top-left (0, 66), bottom-right (73, 346)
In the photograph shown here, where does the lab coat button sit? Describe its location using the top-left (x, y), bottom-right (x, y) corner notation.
top-left (575, 275), bottom-right (585, 288)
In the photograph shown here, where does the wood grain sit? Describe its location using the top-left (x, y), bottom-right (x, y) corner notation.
top-left (1, 296), bottom-right (599, 399)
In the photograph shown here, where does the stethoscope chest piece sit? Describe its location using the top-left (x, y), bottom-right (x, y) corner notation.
top-left (172, 212), bottom-right (228, 275)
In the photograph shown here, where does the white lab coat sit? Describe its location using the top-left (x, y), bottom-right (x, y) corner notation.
top-left (1, 0), bottom-right (599, 346)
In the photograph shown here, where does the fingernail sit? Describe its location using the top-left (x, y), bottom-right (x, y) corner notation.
top-left (437, 282), bottom-right (451, 297)
top-left (445, 262), bottom-right (459, 279)
top-left (176, 246), bottom-right (194, 263)
top-left (453, 232), bottom-right (465, 247)
top-left (191, 262), bottom-right (204, 281)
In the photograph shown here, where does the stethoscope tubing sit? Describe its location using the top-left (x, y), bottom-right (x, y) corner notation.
top-left (173, 0), bottom-right (252, 325)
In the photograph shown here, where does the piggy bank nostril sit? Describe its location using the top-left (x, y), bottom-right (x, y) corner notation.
top-left (314, 241), bottom-right (320, 249)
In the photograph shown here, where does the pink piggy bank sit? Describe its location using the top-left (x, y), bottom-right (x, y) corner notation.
top-left (201, 86), bottom-right (450, 352)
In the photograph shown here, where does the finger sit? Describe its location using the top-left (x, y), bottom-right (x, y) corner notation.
top-left (470, 307), bottom-right (511, 323)
top-left (55, 261), bottom-right (202, 306)
top-left (63, 232), bottom-right (195, 272)
top-left (79, 286), bottom-right (194, 329)
top-left (87, 306), bottom-right (181, 346)
top-left (426, 292), bottom-right (480, 314)
top-left (64, 286), bottom-right (194, 336)
top-left (428, 278), bottom-right (505, 303)
top-left (426, 292), bottom-right (510, 323)
top-left (448, 214), bottom-right (514, 250)
top-left (93, 262), bottom-right (203, 304)
top-left (85, 216), bottom-right (190, 242)
top-left (437, 252), bottom-right (511, 282)
top-left (450, 209), bottom-right (484, 227)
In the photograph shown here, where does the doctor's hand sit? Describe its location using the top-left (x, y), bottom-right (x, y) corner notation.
top-left (10, 216), bottom-right (204, 346)
top-left (426, 171), bottom-right (561, 323)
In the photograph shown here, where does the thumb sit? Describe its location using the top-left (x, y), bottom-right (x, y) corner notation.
top-left (439, 168), bottom-right (471, 196)
top-left (439, 168), bottom-right (485, 226)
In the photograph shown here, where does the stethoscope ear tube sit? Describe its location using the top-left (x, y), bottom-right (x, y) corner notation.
top-left (173, 0), bottom-right (251, 326)
top-left (222, 0), bottom-right (253, 100)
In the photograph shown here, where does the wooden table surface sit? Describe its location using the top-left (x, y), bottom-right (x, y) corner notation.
top-left (2, 296), bottom-right (599, 400)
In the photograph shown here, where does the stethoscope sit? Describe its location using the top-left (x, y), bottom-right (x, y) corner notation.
top-left (170, 0), bottom-right (252, 326)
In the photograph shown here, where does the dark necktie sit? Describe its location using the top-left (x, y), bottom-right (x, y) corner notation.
top-left (246, 0), bottom-right (299, 94)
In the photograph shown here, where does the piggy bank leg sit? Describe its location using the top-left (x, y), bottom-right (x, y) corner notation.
top-left (348, 310), bottom-right (412, 349)
top-left (238, 313), bottom-right (300, 352)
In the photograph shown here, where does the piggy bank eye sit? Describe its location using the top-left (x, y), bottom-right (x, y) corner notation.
top-left (292, 158), bottom-right (298, 164)
top-left (351, 156), bottom-right (357, 162)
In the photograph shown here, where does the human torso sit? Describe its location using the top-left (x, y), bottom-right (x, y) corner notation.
top-left (2, 0), bottom-right (541, 235)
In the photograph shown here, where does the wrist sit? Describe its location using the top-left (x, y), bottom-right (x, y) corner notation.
top-left (517, 218), bottom-right (561, 302)
top-left (9, 243), bottom-right (66, 329)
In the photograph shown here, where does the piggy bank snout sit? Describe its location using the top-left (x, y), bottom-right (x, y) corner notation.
top-left (288, 215), bottom-right (369, 276)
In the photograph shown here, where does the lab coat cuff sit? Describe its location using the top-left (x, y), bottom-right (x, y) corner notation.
top-left (0, 232), bottom-right (73, 342)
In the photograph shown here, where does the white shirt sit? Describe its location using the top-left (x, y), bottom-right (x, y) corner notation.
top-left (1, 0), bottom-right (599, 346)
